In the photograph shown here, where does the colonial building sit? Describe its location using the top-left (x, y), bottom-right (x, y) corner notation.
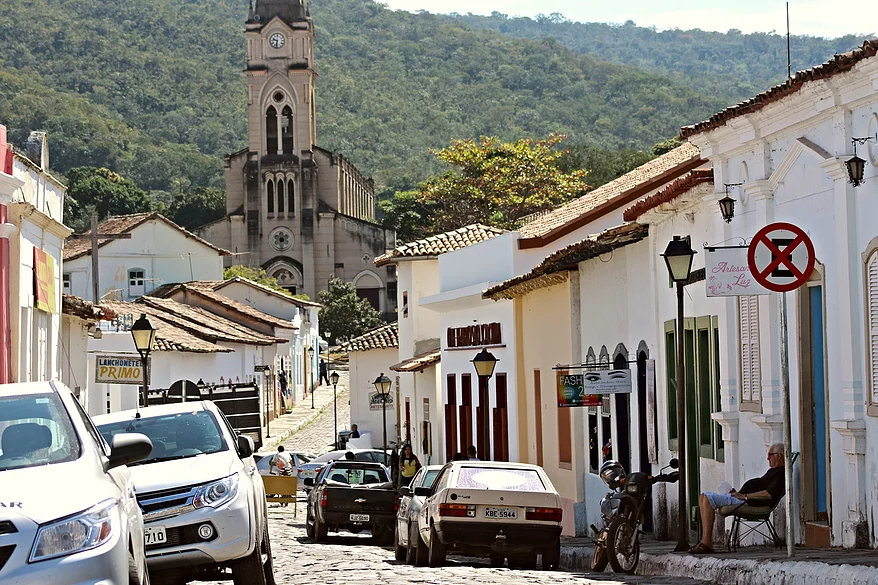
top-left (197, 0), bottom-right (396, 315)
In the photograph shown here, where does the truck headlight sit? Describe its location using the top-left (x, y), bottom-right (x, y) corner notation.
top-left (194, 474), bottom-right (239, 509)
top-left (30, 499), bottom-right (117, 562)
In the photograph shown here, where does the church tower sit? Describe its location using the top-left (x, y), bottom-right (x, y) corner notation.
top-left (198, 0), bottom-right (396, 315)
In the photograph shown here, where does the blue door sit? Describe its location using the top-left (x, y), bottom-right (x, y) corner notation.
top-left (810, 286), bottom-right (828, 516)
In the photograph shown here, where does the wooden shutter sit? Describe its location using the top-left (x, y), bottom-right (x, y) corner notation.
top-left (868, 253), bottom-right (878, 406)
top-left (738, 296), bottom-right (761, 405)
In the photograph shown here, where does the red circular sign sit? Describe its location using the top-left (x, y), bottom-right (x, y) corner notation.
top-left (747, 222), bottom-right (815, 293)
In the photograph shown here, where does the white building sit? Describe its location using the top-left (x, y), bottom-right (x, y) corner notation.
top-left (63, 212), bottom-right (230, 303)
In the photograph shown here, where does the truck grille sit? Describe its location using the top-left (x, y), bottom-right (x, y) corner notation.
top-left (137, 483), bottom-right (201, 520)
top-left (145, 523), bottom-right (218, 551)
top-left (0, 545), bottom-right (15, 573)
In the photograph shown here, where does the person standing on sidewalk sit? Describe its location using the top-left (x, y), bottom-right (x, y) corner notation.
top-left (319, 359), bottom-right (330, 386)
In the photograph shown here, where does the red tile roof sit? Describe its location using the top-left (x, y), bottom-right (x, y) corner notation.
top-left (517, 143), bottom-right (702, 246)
top-left (100, 302), bottom-right (235, 354)
top-left (623, 170), bottom-right (715, 221)
top-left (390, 349), bottom-right (441, 373)
top-left (681, 39), bottom-right (878, 139)
top-left (340, 322), bottom-right (399, 353)
top-left (157, 284), bottom-right (297, 330)
top-left (63, 213), bottom-right (231, 261)
top-left (374, 224), bottom-right (505, 266)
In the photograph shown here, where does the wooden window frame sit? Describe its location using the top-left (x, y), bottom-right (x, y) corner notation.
top-left (864, 243), bottom-right (878, 416)
top-left (738, 295), bottom-right (762, 412)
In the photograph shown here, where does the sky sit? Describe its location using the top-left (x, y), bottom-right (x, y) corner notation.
top-left (378, 1), bottom-right (877, 39)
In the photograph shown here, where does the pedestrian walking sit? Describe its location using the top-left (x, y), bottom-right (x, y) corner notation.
top-left (319, 358), bottom-right (330, 386)
top-left (399, 444), bottom-right (421, 487)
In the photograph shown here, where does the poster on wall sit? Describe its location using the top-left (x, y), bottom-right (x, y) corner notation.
top-left (369, 391), bottom-right (394, 410)
top-left (645, 359), bottom-right (657, 464)
top-left (557, 370), bottom-right (631, 407)
top-left (33, 248), bottom-right (57, 313)
top-left (95, 355), bottom-right (146, 385)
top-left (705, 246), bottom-right (770, 297)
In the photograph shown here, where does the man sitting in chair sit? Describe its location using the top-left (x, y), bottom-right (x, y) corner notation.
top-left (689, 443), bottom-right (785, 554)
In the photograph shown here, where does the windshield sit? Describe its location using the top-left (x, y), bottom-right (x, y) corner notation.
top-left (98, 410), bottom-right (228, 463)
top-left (0, 393), bottom-right (81, 472)
top-left (456, 467), bottom-right (547, 492)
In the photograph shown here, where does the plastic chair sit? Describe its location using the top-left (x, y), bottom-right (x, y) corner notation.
top-left (719, 451), bottom-right (799, 551)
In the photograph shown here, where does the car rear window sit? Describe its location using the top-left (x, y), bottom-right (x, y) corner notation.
top-left (326, 464), bottom-right (389, 485)
top-left (455, 467), bottom-right (546, 492)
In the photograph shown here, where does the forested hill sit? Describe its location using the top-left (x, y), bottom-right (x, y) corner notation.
top-left (0, 0), bottom-right (864, 200)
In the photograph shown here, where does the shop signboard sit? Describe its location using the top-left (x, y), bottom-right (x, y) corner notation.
top-left (705, 246), bottom-right (770, 297)
top-left (369, 391), bottom-right (394, 411)
top-left (95, 354), bottom-right (145, 385)
top-left (557, 370), bottom-right (631, 407)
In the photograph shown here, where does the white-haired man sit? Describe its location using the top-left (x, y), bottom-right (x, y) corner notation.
top-left (689, 443), bottom-right (785, 554)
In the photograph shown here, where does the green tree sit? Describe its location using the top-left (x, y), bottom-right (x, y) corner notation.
top-left (318, 277), bottom-right (385, 346)
top-left (64, 167), bottom-right (154, 233)
top-left (169, 186), bottom-right (226, 230)
top-left (378, 189), bottom-right (437, 243)
top-left (414, 133), bottom-right (590, 234)
top-left (223, 265), bottom-right (291, 296)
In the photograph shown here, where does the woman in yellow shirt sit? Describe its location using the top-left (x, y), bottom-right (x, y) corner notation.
top-left (398, 444), bottom-right (421, 487)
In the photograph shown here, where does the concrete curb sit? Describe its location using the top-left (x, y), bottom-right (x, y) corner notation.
top-left (561, 544), bottom-right (878, 585)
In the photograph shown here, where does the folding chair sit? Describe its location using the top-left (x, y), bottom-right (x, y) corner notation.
top-left (719, 452), bottom-right (798, 552)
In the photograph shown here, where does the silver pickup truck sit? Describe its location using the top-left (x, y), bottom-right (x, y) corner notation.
top-left (96, 400), bottom-right (275, 585)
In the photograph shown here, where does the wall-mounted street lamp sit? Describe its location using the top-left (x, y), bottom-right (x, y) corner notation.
top-left (373, 373), bottom-right (392, 466)
top-left (661, 236), bottom-right (696, 553)
top-left (847, 135), bottom-right (877, 187)
top-left (130, 313), bottom-right (157, 411)
top-left (719, 183), bottom-right (743, 223)
top-left (472, 348), bottom-right (498, 461)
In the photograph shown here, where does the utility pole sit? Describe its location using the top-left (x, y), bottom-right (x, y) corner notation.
top-left (67, 213), bottom-right (131, 303)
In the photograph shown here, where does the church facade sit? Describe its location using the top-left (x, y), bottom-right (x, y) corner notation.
top-left (198, 0), bottom-right (396, 316)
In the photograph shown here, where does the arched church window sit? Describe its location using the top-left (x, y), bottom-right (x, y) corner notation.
top-left (277, 179), bottom-right (285, 214)
top-left (287, 178), bottom-right (295, 214)
top-left (282, 106), bottom-right (294, 154)
top-left (267, 179), bottom-right (275, 214)
top-left (266, 106), bottom-right (278, 155)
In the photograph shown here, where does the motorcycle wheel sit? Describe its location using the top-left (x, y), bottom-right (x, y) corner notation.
top-left (606, 517), bottom-right (640, 574)
top-left (590, 542), bottom-right (608, 572)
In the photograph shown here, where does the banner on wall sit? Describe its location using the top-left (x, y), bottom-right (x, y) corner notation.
top-left (557, 370), bottom-right (631, 407)
top-left (369, 391), bottom-right (394, 411)
top-left (705, 246), bottom-right (770, 297)
top-left (33, 248), bottom-right (57, 313)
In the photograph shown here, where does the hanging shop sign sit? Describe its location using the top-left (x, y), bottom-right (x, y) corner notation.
top-left (705, 246), bottom-right (771, 297)
top-left (557, 370), bottom-right (632, 407)
top-left (33, 248), bottom-right (57, 313)
top-left (95, 355), bottom-right (145, 385)
top-left (369, 391), bottom-right (395, 411)
top-left (446, 322), bottom-right (502, 348)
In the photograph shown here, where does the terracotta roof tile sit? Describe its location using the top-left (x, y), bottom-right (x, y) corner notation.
top-left (61, 294), bottom-right (115, 321)
top-left (390, 349), bottom-right (441, 373)
top-left (374, 224), bottom-right (506, 266)
top-left (165, 285), bottom-right (298, 330)
top-left (214, 277), bottom-right (323, 308)
top-left (681, 39), bottom-right (878, 139)
top-left (484, 223), bottom-right (649, 300)
top-left (63, 212), bottom-right (231, 261)
top-left (517, 144), bottom-right (702, 241)
top-left (340, 322), bottom-right (399, 353)
top-left (100, 302), bottom-right (234, 353)
top-left (623, 170), bottom-right (715, 221)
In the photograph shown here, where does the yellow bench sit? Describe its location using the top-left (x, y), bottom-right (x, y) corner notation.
top-left (262, 475), bottom-right (299, 516)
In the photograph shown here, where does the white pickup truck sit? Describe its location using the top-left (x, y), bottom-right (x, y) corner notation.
top-left (96, 400), bottom-right (274, 585)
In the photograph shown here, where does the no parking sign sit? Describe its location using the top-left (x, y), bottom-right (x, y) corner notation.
top-left (747, 222), bottom-right (815, 293)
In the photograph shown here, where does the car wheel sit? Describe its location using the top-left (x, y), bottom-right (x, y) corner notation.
top-left (261, 523), bottom-right (277, 585)
top-left (128, 551), bottom-right (149, 585)
top-left (232, 542), bottom-right (268, 585)
top-left (541, 539), bottom-right (561, 571)
top-left (427, 523), bottom-right (446, 567)
top-left (314, 515), bottom-right (328, 543)
top-left (394, 527), bottom-right (407, 561)
top-left (305, 511), bottom-right (315, 539)
top-left (405, 523), bottom-right (418, 565)
top-left (489, 555), bottom-right (505, 568)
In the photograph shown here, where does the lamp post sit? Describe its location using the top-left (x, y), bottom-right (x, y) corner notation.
top-left (262, 365), bottom-right (272, 438)
top-left (373, 373), bottom-right (392, 466)
top-left (662, 236), bottom-right (696, 553)
top-left (307, 346), bottom-right (315, 409)
top-left (330, 371), bottom-right (340, 449)
top-left (472, 348), bottom-right (498, 461)
top-left (130, 313), bottom-right (157, 410)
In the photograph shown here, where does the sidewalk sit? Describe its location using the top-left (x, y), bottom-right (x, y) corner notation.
top-left (258, 381), bottom-right (345, 454)
top-left (559, 537), bottom-right (878, 584)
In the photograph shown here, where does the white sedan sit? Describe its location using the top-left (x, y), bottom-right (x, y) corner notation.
top-left (412, 461), bottom-right (562, 569)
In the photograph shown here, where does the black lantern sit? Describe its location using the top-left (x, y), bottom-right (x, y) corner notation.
top-left (130, 313), bottom-right (157, 409)
top-left (472, 348), bottom-right (498, 461)
top-left (471, 348), bottom-right (498, 379)
top-left (718, 195), bottom-right (736, 223)
top-left (661, 236), bottom-right (696, 283)
top-left (846, 154), bottom-right (866, 187)
top-left (329, 371), bottom-right (340, 386)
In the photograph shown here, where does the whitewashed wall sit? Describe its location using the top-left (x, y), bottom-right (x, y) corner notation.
top-left (349, 347), bottom-right (399, 448)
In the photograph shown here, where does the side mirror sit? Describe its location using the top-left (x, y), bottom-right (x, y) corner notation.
top-left (669, 458), bottom-right (679, 469)
top-left (237, 435), bottom-right (254, 458)
top-left (303, 477), bottom-right (314, 487)
top-left (413, 486), bottom-right (432, 497)
top-left (398, 486), bottom-right (411, 497)
top-left (107, 433), bottom-right (153, 470)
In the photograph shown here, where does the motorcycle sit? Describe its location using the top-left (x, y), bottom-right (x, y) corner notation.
top-left (590, 458), bottom-right (679, 574)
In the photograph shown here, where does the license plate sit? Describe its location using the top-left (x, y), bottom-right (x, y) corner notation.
top-left (484, 507), bottom-right (517, 519)
top-left (144, 526), bottom-right (167, 546)
top-left (349, 514), bottom-right (370, 522)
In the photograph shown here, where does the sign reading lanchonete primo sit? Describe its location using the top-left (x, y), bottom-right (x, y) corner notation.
top-left (95, 355), bottom-right (146, 385)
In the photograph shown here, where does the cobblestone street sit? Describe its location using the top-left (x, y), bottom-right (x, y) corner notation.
top-left (285, 383), bottom-right (351, 456)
